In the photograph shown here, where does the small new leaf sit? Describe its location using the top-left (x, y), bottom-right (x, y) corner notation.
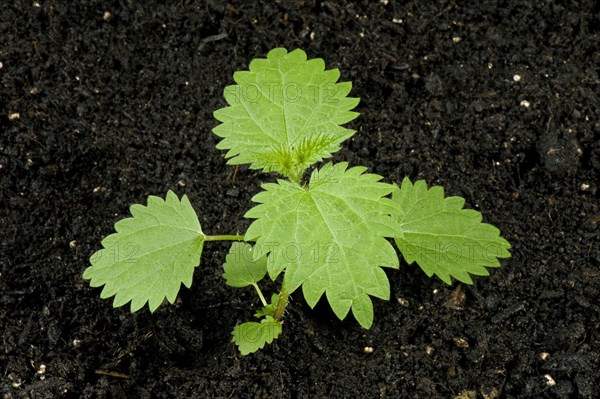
top-left (245, 162), bottom-right (400, 329)
top-left (254, 294), bottom-right (280, 318)
top-left (391, 178), bottom-right (511, 284)
top-left (83, 191), bottom-right (204, 312)
top-left (213, 48), bottom-right (360, 181)
top-left (222, 242), bottom-right (268, 288)
top-left (232, 316), bottom-right (283, 356)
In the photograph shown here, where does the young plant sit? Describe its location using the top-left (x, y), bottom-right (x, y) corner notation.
top-left (83, 48), bottom-right (510, 355)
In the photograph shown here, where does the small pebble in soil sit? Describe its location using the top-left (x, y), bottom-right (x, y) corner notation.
top-left (444, 285), bottom-right (465, 310)
top-left (178, 179), bottom-right (186, 187)
top-left (37, 364), bottom-right (47, 380)
top-left (397, 297), bottom-right (410, 307)
top-left (425, 346), bottom-right (435, 356)
top-left (9, 373), bottom-right (22, 388)
top-left (579, 183), bottom-right (590, 191)
top-left (513, 74), bottom-right (521, 82)
top-left (539, 352), bottom-right (550, 361)
top-left (363, 346), bottom-right (374, 354)
top-left (30, 87), bottom-right (39, 95)
top-left (520, 100), bottom-right (531, 108)
top-left (72, 339), bottom-right (82, 348)
top-left (9, 112), bottom-right (20, 121)
top-left (103, 11), bottom-right (112, 21)
top-left (544, 374), bottom-right (556, 386)
top-left (69, 240), bottom-right (77, 249)
top-left (452, 36), bottom-right (461, 43)
top-left (453, 337), bottom-right (469, 348)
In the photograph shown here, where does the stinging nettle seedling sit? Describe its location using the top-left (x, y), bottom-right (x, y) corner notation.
top-left (83, 48), bottom-right (510, 355)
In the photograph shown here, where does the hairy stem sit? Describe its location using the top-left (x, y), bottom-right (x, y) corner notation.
top-left (204, 234), bottom-right (245, 241)
top-left (273, 281), bottom-right (290, 322)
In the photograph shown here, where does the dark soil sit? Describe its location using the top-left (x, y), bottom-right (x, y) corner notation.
top-left (1, 1), bottom-right (599, 398)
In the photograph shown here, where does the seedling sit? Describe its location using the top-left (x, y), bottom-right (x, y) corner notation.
top-left (83, 48), bottom-right (510, 355)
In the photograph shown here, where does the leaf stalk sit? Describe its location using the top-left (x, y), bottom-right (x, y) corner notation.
top-left (252, 283), bottom-right (268, 307)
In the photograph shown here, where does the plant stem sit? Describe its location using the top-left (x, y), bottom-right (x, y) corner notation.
top-left (273, 281), bottom-right (290, 322)
top-left (204, 234), bottom-right (245, 241)
top-left (252, 283), bottom-right (268, 307)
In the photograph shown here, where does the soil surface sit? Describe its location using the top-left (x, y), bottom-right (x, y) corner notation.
top-left (1, 1), bottom-right (599, 398)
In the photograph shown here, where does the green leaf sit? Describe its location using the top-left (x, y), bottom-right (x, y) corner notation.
top-left (232, 316), bottom-right (283, 355)
top-left (213, 48), bottom-right (360, 181)
top-left (83, 191), bottom-right (204, 312)
top-left (244, 162), bottom-right (399, 329)
top-left (222, 242), bottom-right (268, 288)
top-left (254, 294), bottom-right (280, 318)
top-left (391, 178), bottom-right (511, 284)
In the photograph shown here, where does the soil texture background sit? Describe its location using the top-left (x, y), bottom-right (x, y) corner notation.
top-left (1, 1), bottom-right (599, 398)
